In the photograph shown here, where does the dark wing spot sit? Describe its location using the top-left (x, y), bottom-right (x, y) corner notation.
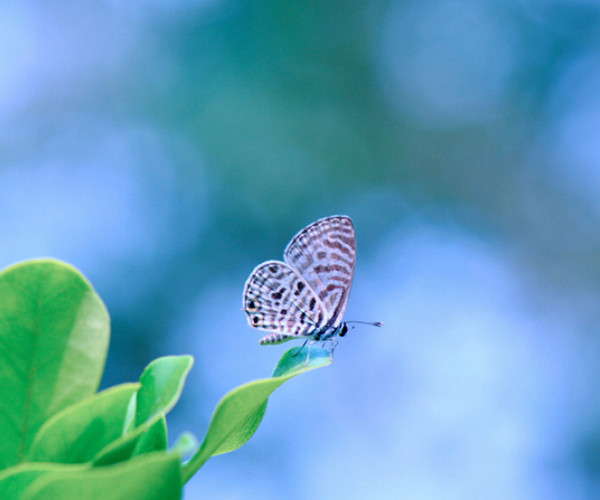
top-left (317, 251), bottom-right (327, 259)
top-left (300, 312), bottom-right (306, 324)
top-left (247, 300), bottom-right (257, 311)
top-left (252, 315), bottom-right (260, 325)
top-left (294, 281), bottom-right (306, 296)
top-left (269, 264), bottom-right (278, 273)
top-left (271, 292), bottom-right (282, 300)
top-left (309, 298), bottom-right (316, 310)
top-left (280, 309), bottom-right (287, 316)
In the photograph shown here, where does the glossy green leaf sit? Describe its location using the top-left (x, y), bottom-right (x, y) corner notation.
top-left (92, 421), bottom-right (153, 466)
top-left (28, 384), bottom-right (139, 463)
top-left (182, 346), bottom-right (331, 482)
top-left (132, 416), bottom-right (168, 456)
top-left (0, 259), bottom-right (110, 469)
top-left (171, 432), bottom-right (199, 461)
top-left (23, 453), bottom-right (182, 500)
top-left (0, 463), bottom-right (86, 499)
top-left (93, 355), bottom-right (193, 466)
top-left (135, 356), bottom-right (194, 426)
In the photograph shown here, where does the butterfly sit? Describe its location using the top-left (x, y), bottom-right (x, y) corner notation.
top-left (243, 215), bottom-right (380, 350)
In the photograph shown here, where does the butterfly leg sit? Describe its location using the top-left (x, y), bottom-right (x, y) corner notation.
top-left (303, 340), bottom-right (322, 366)
top-left (327, 339), bottom-right (339, 357)
top-left (291, 338), bottom-right (314, 366)
top-left (292, 338), bottom-right (311, 358)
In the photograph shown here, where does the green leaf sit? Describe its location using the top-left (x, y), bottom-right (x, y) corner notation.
top-left (182, 346), bottom-right (331, 483)
top-left (0, 463), bottom-right (86, 499)
top-left (92, 422), bottom-right (153, 466)
top-left (171, 432), bottom-right (199, 461)
top-left (271, 346), bottom-right (331, 377)
top-left (135, 356), bottom-right (194, 426)
top-left (23, 453), bottom-right (182, 500)
top-left (28, 384), bottom-right (139, 464)
top-left (132, 416), bottom-right (168, 456)
top-left (92, 355), bottom-right (193, 466)
top-left (0, 259), bottom-right (110, 469)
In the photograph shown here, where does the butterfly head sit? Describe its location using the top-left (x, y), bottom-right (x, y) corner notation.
top-left (338, 323), bottom-right (349, 337)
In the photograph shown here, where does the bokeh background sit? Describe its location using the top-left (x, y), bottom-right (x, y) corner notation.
top-left (3, 0), bottom-right (600, 498)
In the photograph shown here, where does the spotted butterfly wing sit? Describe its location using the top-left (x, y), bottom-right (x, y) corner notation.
top-left (243, 215), bottom-right (356, 345)
top-left (243, 261), bottom-right (329, 344)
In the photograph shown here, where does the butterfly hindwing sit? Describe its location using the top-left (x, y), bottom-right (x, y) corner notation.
top-left (243, 260), bottom-right (329, 344)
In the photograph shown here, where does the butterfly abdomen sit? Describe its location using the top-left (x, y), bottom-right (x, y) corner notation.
top-left (259, 332), bottom-right (295, 345)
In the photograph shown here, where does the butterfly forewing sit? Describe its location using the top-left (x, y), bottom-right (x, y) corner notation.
top-left (283, 216), bottom-right (356, 327)
top-left (243, 260), bottom-right (329, 343)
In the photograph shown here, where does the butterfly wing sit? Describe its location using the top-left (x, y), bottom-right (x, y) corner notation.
top-left (243, 260), bottom-right (329, 344)
top-left (284, 215), bottom-right (356, 328)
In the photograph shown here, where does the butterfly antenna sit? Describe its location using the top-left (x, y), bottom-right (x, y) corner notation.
top-left (346, 320), bottom-right (383, 327)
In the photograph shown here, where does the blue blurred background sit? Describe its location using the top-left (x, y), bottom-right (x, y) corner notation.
top-left (3, 0), bottom-right (600, 498)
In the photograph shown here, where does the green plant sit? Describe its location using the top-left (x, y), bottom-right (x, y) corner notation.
top-left (0, 259), bottom-right (331, 499)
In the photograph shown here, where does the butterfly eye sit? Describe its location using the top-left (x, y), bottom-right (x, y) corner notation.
top-left (339, 323), bottom-right (348, 337)
top-left (247, 300), bottom-right (257, 311)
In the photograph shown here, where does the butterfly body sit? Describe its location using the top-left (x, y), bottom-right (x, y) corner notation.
top-left (243, 215), bottom-right (356, 346)
top-left (257, 318), bottom-right (349, 346)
